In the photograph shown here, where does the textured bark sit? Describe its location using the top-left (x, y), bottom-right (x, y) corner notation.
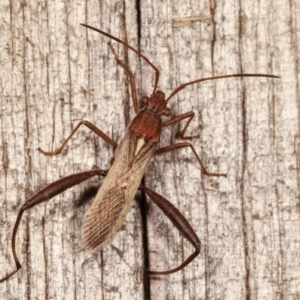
top-left (0, 1), bottom-right (299, 300)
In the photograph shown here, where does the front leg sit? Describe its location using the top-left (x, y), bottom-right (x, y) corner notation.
top-left (162, 111), bottom-right (199, 140)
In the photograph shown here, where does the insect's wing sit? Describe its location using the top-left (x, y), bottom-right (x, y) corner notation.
top-left (83, 129), bottom-right (156, 252)
top-left (83, 184), bottom-right (127, 252)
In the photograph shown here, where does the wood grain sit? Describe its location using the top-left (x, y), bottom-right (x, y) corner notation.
top-left (0, 0), bottom-right (299, 299)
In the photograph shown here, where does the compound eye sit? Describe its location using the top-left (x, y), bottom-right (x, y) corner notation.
top-left (142, 96), bottom-right (149, 104)
top-left (163, 108), bottom-right (171, 116)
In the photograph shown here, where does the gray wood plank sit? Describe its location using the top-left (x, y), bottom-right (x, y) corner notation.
top-left (0, 1), bottom-right (299, 300)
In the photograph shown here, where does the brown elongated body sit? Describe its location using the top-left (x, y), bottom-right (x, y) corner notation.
top-left (84, 106), bottom-right (163, 252)
top-left (0, 23), bottom-right (279, 283)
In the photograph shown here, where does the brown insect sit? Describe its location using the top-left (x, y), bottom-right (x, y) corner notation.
top-left (0, 23), bottom-right (279, 282)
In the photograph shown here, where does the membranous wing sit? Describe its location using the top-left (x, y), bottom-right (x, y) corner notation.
top-left (83, 128), bottom-right (157, 252)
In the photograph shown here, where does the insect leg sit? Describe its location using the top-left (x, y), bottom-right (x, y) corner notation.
top-left (140, 185), bottom-right (200, 275)
top-left (155, 142), bottom-right (226, 177)
top-left (0, 170), bottom-right (106, 283)
top-left (162, 111), bottom-right (199, 139)
top-left (109, 44), bottom-right (139, 113)
top-left (38, 120), bottom-right (117, 156)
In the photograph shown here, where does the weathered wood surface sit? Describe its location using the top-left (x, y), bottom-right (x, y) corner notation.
top-left (0, 1), bottom-right (299, 299)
